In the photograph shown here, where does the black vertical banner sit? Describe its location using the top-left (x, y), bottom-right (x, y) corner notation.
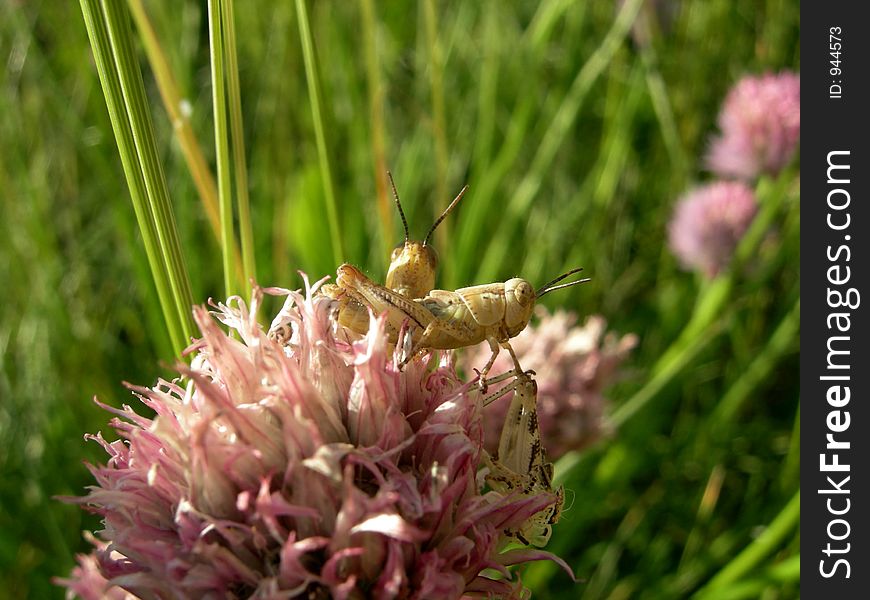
top-left (802, 3), bottom-right (870, 597)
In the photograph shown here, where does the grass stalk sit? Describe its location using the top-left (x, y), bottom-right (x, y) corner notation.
top-left (423, 0), bottom-right (451, 271)
top-left (471, 0), bottom-right (499, 176)
top-left (220, 0), bottom-right (257, 293)
top-left (207, 0), bottom-right (237, 298)
top-left (779, 402), bottom-right (800, 493)
top-left (695, 491), bottom-right (800, 596)
top-left (578, 485), bottom-right (662, 599)
top-left (610, 317), bottom-right (720, 429)
top-left (295, 0), bottom-right (344, 267)
top-left (474, 0), bottom-right (643, 281)
top-left (126, 0), bottom-right (220, 244)
top-left (712, 299), bottom-right (800, 422)
top-left (102, 2), bottom-right (195, 344)
top-left (692, 554), bottom-right (800, 600)
top-left (636, 29), bottom-right (690, 187)
top-left (79, 0), bottom-right (192, 356)
top-left (127, 0), bottom-right (246, 287)
top-left (360, 0), bottom-right (392, 263)
top-left (676, 464), bottom-right (726, 574)
top-left (453, 1), bottom-right (588, 284)
top-left (628, 0), bottom-right (691, 185)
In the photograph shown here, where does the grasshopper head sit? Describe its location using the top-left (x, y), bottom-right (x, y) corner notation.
top-left (383, 171), bottom-right (466, 298)
top-left (386, 242), bottom-right (438, 298)
top-left (504, 268), bottom-right (590, 338)
top-left (504, 278), bottom-right (536, 336)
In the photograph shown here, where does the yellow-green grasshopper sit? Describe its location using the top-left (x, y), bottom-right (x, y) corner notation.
top-left (481, 366), bottom-right (563, 547)
top-left (321, 172), bottom-right (467, 333)
top-left (334, 264), bottom-right (589, 387)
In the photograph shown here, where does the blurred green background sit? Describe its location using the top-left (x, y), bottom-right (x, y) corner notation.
top-left (0, 1), bottom-right (799, 598)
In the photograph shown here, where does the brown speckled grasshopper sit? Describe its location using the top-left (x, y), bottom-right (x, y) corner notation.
top-left (482, 367), bottom-right (563, 547)
top-left (321, 172), bottom-right (466, 334)
top-left (334, 264), bottom-right (589, 387)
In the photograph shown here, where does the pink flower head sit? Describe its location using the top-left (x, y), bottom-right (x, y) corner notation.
top-left (460, 310), bottom-right (637, 460)
top-left (706, 71), bottom-right (800, 179)
top-left (668, 181), bottom-right (758, 278)
top-left (58, 276), bottom-right (572, 599)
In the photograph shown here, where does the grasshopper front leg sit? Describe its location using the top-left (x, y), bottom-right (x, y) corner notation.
top-left (336, 264), bottom-right (437, 336)
top-left (321, 283), bottom-right (375, 335)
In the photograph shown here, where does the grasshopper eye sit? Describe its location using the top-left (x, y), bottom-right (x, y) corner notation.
top-left (513, 281), bottom-right (534, 306)
top-left (390, 243), bottom-right (405, 262)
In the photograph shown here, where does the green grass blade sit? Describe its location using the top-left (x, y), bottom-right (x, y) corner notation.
top-left (474, 0), bottom-right (643, 281)
top-left (102, 0), bottom-right (195, 344)
top-left (423, 0), bottom-right (451, 273)
top-left (360, 0), bottom-right (392, 263)
top-left (635, 11), bottom-right (690, 186)
top-left (79, 0), bottom-right (186, 356)
top-left (128, 0), bottom-right (248, 287)
top-left (691, 554), bottom-right (800, 600)
top-left (127, 0), bottom-right (221, 246)
top-left (779, 403), bottom-right (800, 493)
top-left (695, 491), bottom-right (800, 596)
top-left (221, 0), bottom-right (257, 292)
top-left (470, 0), bottom-right (499, 177)
top-left (712, 299), bottom-right (800, 422)
top-left (207, 0), bottom-right (238, 298)
top-left (609, 316), bottom-right (720, 429)
top-left (295, 0), bottom-right (344, 266)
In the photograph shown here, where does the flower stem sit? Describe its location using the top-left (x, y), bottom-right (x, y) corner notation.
top-left (711, 298), bottom-right (800, 422)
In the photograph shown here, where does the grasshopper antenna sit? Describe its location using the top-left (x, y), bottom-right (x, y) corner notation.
top-left (535, 267), bottom-right (591, 298)
top-left (423, 184), bottom-right (468, 247)
top-left (387, 171), bottom-right (410, 243)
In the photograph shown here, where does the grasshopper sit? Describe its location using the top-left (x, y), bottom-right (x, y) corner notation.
top-left (321, 172), bottom-right (467, 334)
top-left (334, 264), bottom-right (589, 386)
top-left (481, 367), bottom-right (563, 547)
